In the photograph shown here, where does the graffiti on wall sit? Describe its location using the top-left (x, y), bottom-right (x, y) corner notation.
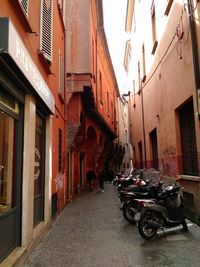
top-left (162, 145), bottom-right (176, 157)
top-left (54, 173), bottom-right (64, 192)
top-left (161, 161), bottom-right (171, 176)
top-left (161, 145), bottom-right (177, 176)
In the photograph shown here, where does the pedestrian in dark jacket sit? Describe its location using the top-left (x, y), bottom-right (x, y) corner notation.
top-left (86, 169), bottom-right (96, 192)
top-left (108, 168), bottom-right (114, 184)
top-left (98, 168), bottom-right (105, 192)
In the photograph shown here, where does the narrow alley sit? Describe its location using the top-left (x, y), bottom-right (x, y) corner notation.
top-left (23, 183), bottom-right (200, 267)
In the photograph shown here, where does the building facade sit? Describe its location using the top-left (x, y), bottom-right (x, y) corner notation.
top-left (113, 96), bottom-right (132, 174)
top-left (0, 0), bottom-right (121, 264)
top-left (0, 0), bottom-right (65, 264)
top-left (64, 0), bottom-right (119, 194)
top-left (126, 0), bottom-right (200, 223)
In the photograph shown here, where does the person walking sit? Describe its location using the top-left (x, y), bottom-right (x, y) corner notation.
top-left (108, 168), bottom-right (114, 184)
top-left (98, 168), bottom-right (105, 192)
top-left (86, 169), bottom-right (96, 192)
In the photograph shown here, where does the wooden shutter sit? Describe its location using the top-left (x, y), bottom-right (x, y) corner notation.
top-left (40, 0), bottom-right (53, 62)
top-left (19, 0), bottom-right (29, 16)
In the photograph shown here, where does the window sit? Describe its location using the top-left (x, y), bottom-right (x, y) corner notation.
top-left (124, 40), bottom-right (131, 72)
top-left (34, 114), bottom-right (45, 227)
top-left (58, 49), bottom-right (63, 96)
top-left (138, 61), bottom-right (141, 93)
top-left (0, 113), bottom-right (17, 214)
top-left (58, 128), bottom-right (62, 173)
top-left (141, 44), bottom-right (146, 82)
top-left (57, 0), bottom-right (63, 13)
top-left (40, 0), bottom-right (53, 62)
top-left (125, 0), bottom-right (135, 32)
top-left (133, 80), bottom-right (136, 107)
top-left (111, 100), bottom-right (113, 121)
top-left (151, 0), bottom-right (158, 54)
top-left (13, 0), bottom-right (32, 32)
top-left (19, 0), bottom-right (29, 15)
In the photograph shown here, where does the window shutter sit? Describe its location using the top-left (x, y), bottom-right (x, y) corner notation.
top-left (19, 0), bottom-right (29, 16)
top-left (40, 0), bottom-right (53, 62)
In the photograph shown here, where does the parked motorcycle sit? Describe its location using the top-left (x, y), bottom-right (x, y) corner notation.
top-left (117, 171), bottom-right (146, 193)
top-left (120, 180), bottom-right (164, 224)
top-left (114, 169), bottom-right (144, 188)
top-left (113, 173), bottom-right (126, 186)
top-left (137, 184), bottom-right (188, 240)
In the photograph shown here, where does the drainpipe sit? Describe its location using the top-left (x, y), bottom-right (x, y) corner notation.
top-left (188, 0), bottom-right (200, 114)
top-left (141, 84), bottom-right (147, 169)
top-left (95, 28), bottom-right (98, 106)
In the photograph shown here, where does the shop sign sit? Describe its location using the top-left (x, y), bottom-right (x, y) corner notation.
top-left (0, 18), bottom-right (55, 113)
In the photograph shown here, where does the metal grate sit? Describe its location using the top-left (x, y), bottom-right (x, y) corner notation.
top-left (19, 0), bottom-right (29, 15)
top-left (40, 0), bottom-right (53, 62)
top-left (179, 100), bottom-right (198, 176)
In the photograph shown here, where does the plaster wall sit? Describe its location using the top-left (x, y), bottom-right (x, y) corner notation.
top-left (65, 0), bottom-right (90, 73)
top-left (129, 0), bottom-right (200, 174)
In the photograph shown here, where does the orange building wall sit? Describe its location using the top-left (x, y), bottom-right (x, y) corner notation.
top-left (129, 1), bottom-right (200, 177)
top-left (0, 0), bottom-right (66, 210)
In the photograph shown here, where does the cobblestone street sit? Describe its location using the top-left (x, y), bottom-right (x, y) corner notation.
top-left (24, 183), bottom-right (200, 267)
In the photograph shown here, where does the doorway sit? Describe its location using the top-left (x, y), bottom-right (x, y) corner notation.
top-left (0, 89), bottom-right (23, 262)
top-left (79, 153), bottom-right (85, 188)
top-left (179, 100), bottom-right (198, 176)
top-left (150, 128), bottom-right (158, 169)
top-left (138, 141), bottom-right (143, 169)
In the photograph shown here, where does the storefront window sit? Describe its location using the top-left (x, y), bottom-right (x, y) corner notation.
top-left (34, 113), bottom-right (45, 226)
top-left (0, 112), bottom-right (16, 214)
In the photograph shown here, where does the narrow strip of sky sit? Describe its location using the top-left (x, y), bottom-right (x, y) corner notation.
top-left (102, 0), bottom-right (128, 94)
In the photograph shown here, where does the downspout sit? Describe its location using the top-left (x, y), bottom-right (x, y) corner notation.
top-left (188, 0), bottom-right (200, 114)
top-left (96, 28), bottom-right (98, 106)
top-left (141, 84), bottom-right (147, 169)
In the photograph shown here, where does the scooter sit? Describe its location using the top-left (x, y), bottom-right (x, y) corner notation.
top-left (120, 180), bottom-right (164, 224)
top-left (115, 169), bottom-right (144, 190)
top-left (137, 184), bottom-right (188, 240)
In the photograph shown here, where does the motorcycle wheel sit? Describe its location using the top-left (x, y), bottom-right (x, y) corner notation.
top-left (138, 211), bottom-right (162, 240)
top-left (123, 204), bottom-right (136, 224)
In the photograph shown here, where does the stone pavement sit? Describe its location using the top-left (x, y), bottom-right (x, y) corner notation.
top-left (24, 183), bottom-right (200, 267)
